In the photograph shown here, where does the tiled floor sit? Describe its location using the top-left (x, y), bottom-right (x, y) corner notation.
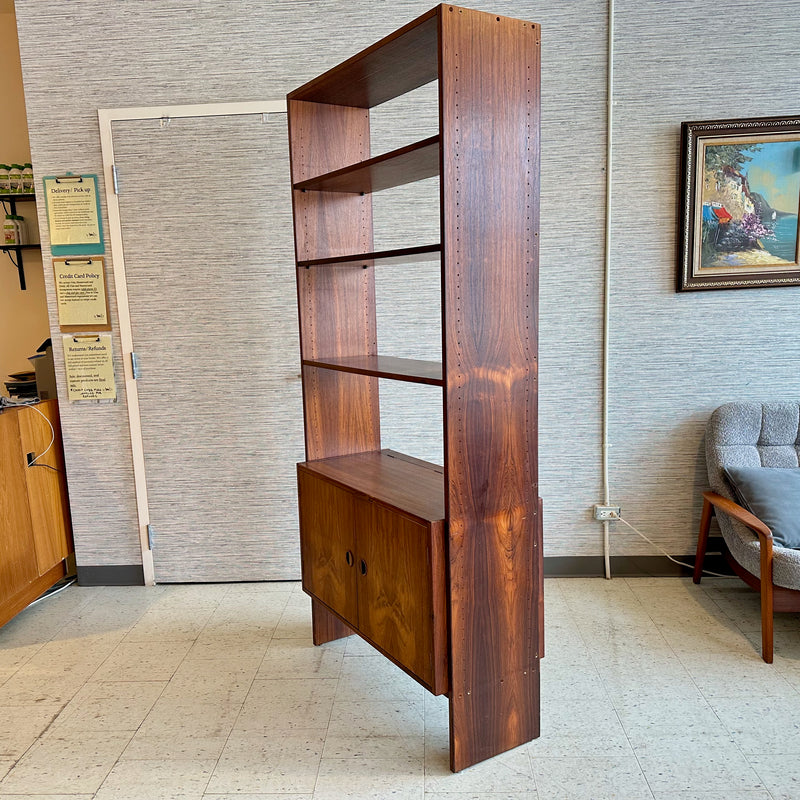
top-left (0, 576), bottom-right (799, 799)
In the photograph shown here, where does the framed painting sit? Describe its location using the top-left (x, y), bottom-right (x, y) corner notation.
top-left (678, 115), bottom-right (800, 291)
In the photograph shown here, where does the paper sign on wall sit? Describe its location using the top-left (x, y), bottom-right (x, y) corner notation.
top-left (53, 257), bottom-right (110, 331)
top-left (43, 174), bottom-right (104, 256)
top-left (62, 333), bottom-right (117, 402)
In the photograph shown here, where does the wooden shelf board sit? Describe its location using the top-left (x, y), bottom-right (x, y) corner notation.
top-left (299, 449), bottom-right (445, 523)
top-left (287, 8), bottom-right (439, 108)
top-left (0, 193), bottom-right (36, 202)
top-left (303, 355), bottom-right (443, 386)
top-left (298, 243), bottom-right (440, 269)
top-left (294, 136), bottom-right (439, 194)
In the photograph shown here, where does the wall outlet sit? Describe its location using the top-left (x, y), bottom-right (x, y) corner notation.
top-left (593, 504), bottom-right (620, 521)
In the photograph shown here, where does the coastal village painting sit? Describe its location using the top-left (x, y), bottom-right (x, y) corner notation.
top-left (679, 118), bottom-right (800, 290)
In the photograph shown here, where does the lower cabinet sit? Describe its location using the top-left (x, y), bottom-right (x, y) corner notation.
top-left (298, 463), bottom-right (448, 694)
top-left (0, 400), bottom-right (73, 628)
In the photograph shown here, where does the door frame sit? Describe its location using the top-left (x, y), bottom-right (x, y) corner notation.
top-left (97, 101), bottom-right (287, 585)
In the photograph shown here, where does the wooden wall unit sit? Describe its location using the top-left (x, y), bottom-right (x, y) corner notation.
top-left (0, 400), bottom-right (73, 628)
top-left (288, 4), bottom-right (541, 771)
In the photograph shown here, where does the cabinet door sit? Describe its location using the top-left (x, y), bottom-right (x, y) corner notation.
top-left (297, 470), bottom-right (357, 624)
top-left (357, 502), bottom-right (437, 689)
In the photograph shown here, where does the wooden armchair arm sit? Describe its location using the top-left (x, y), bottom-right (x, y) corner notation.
top-left (702, 490), bottom-right (773, 543)
top-left (700, 490), bottom-right (776, 663)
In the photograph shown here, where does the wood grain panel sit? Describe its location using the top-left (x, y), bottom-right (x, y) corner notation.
top-left (358, 503), bottom-right (438, 691)
top-left (290, 99), bottom-right (381, 462)
top-left (287, 7), bottom-right (439, 107)
top-left (440, 6), bottom-right (541, 771)
top-left (294, 136), bottom-right (439, 194)
top-left (297, 468), bottom-right (358, 625)
top-left (302, 355), bottom-right (443, 386)
top-left (0, 410), bottom-right (37, 606)
top-left (17, 400), bottom-right (73, 573)
top-left (299, 449), bottom-right (444, 523)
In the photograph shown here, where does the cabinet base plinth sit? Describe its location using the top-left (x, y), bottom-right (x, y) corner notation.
top-left (311, 596), bottom-right (354, 645)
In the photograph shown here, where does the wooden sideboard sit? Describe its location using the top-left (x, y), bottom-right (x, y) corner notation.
top-left (0, 399), bottom-right (73, 628)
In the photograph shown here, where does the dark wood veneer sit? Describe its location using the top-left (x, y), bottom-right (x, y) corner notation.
top-left (294, 136), bottom-right (440, 194)
top-left (303, 355), bottom-right (443, 386)
top-left (289, 3), bottom-right (540, 772)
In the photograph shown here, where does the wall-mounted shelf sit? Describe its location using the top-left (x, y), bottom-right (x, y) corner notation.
top-left (1, 193), bottom-right (39, 291)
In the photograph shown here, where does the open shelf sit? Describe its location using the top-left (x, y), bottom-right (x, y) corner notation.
top-left (0, 193), bottom-right (36, 202)
top-left (287, 9), bottom-right (439, 108)
top-left (303, 355), bottom-right (443, 386)
top-left (298, 243), bottom-right (440, 269)
top-left (299, 449), bottom-right (445, 524)
top-left (294, 136), bottom-right (439, 194)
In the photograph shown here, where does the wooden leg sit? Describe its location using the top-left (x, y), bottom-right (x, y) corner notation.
top-left (694, 496), bottom-right (713, 584)
top-left (311, 597), bottom-right (352, 646)
top-left (759, 538), bottom-right (774, 664)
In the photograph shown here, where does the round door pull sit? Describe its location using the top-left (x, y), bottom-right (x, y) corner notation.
top-left (359, 559), bottom-right (367, 576)
top-left (345, 550), bottom-right (354, 566)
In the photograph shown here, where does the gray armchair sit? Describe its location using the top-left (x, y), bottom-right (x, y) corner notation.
top-left (694, 401), bottom-right (800, 663)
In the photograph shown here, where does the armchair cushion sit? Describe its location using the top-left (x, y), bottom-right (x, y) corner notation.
top-left (724, 466), bottom-right (800, 549)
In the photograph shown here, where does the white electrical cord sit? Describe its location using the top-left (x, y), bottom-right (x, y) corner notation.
top-left (600, 0), bottom-right (616, 580)
top-left (613, 513), bottom-right (731, 578)
top-left (0, 397), bottom-right (56, 466)
top-left (25, 578), bottom-right (76, 608)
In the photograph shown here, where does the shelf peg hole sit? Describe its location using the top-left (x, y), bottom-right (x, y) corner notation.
top-left (345, 550), bottom-right (354, 567)
top-left (359, 559), bottom-right (367, 576)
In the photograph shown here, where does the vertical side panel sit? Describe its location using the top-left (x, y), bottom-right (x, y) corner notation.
top-left (288, 100), bottom-right (380, 461)
top-left (0, 411), bottom-right (38, 606)
top-left (17, 400), bottom-right (73, 573)
top-left (440, 7), bottom-right (541, 771)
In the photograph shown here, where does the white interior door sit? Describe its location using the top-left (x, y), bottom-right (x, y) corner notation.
top-left (104, 107), bottom-right (303, 582)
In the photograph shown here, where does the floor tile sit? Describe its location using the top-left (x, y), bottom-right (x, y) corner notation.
top-left (650, 791), bottom-right (773, 800)
top-left (710, 696), bottom-right (800, 755)
top-left (0, 730), bottom-right (132, 794)
top-left (234, 678), bottom-right (338, 734)
top-left (121, 730), bottom-right (230, 761)
top-left (203, 795), bottom-right (313, 800)
top-left (0, 702), bottom-right (62, 757)
top-left (611, 691), bottom-right (729, 744)
top-left (47, 680), bottom-right (165, 734)
top-left (124, 607), bottom-right (216, 642)
top-left (529, 755), bottom-right (653, 800)
top-left (92, 639), bottom-right (193, 682)
top-left (314, 756), bottom-right (423, 800)
top-left (529, 697), bottom-right (632, 757)
top-left (748, 755), bottom-right (800, 800)
top-left (0, 578), bottom-right (797, 800)
top-left (425, 743), bottom-right (533, 793)
top-left (633, 734), bottom-right (765, 795)
top-left (255, 636), bottom-right (345, 681)
top-left (334, 654), bottom-right (424, 702)
top-left (424, 793), bottom-right (537, 800)
top-left (94, 758), bottom-right (215, 799)
top-left (328, 697), bottom-right (425, 739)
top-left (205, 731), bottom-right (325, 794)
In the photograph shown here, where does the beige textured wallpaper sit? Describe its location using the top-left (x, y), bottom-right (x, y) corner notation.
top-left (13, 0), bottom-right (800, 577)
